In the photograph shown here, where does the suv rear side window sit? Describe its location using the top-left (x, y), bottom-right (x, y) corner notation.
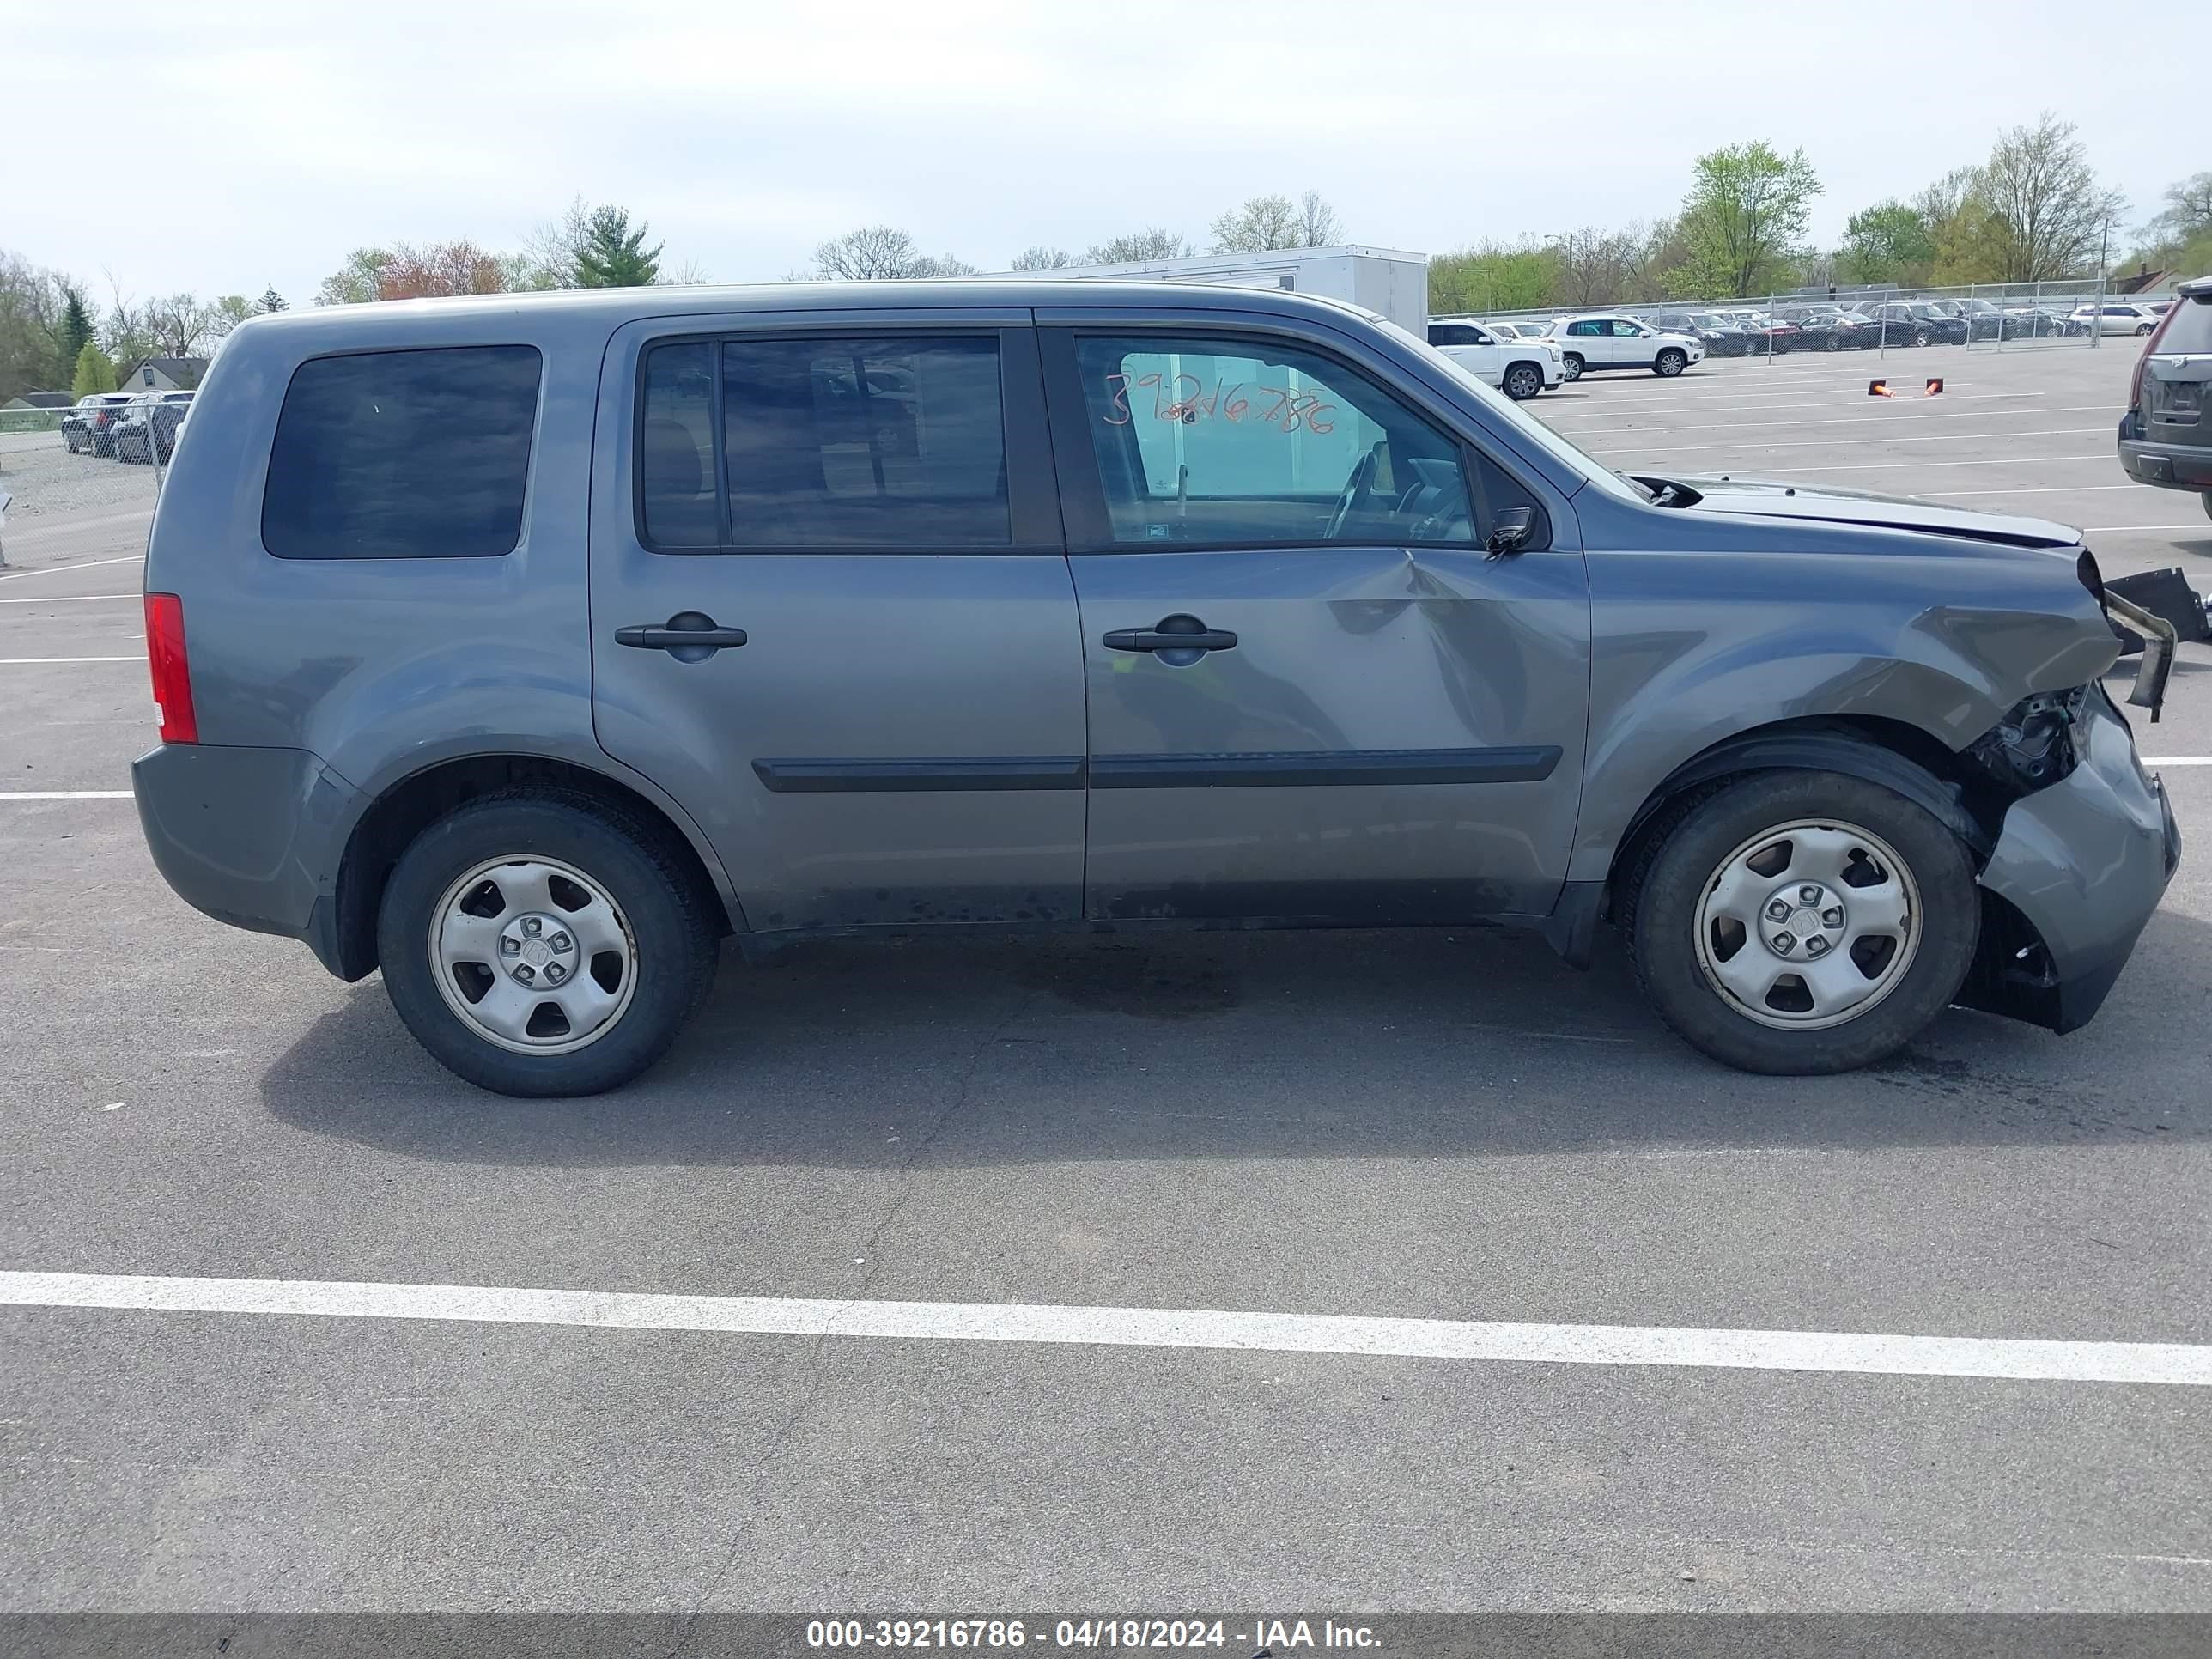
top-left (637, 334), bottom-right (1011, 550)
top-left (262, 345), bottom-right (541, 560)
top-left (2160, 298), bottom-right (2212, 353)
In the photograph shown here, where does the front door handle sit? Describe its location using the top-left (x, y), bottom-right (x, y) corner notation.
top-left (1103, 616), bottom-right (1237, 654)
top-left (616, 611), bottom-right (748, 659)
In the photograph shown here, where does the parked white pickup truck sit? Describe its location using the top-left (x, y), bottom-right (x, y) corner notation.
top-left (1424, 320), bottom-right (1565, 400)
top-left (1540, 314), bottom-right (1706, 380)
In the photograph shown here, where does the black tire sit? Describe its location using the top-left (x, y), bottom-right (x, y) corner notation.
top-left (1560, 352), bottom-right (1583, 381)
top-left (376, 793), bottom-right (720, 1097)
top-left (2201, 490), bottom-right (2212, 522)
top-left (1913, 328), bottom-right (1930, 348)
top-left (1502, 362), bottom-right (1545, 401)
top-left (1822, 332), bottom-right (1842, 351)
top-left (2136, 322), bottom-right (2155, 336)
top-left (1623, 770), bottom-right (1979, 1075)
top-left (1654, 349), bottom-right (1686, 378)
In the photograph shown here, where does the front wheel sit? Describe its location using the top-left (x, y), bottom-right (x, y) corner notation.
top-left (1626, 770), bottom-right (1979, 1074)
top-left (1501, 362), bottom-right (1545, 401)
top-left (1560, 352), bottom-right (1583, 381)
top-left (377, 794), bottom-right (720, 1096)
top-left (1653, 349), bottom-right (1686, 378)
top-left (2136, 322), bottom-right (2156, 336)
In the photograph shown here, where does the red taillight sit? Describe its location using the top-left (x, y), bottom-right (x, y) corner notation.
top-left (144, 592), bottom-right (198, 744)
top-left (2130, 304), bottom-right (2181, 411)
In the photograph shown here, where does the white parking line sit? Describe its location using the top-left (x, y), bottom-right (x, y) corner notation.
top-left (1550, 391), bottom-right (2041, 414)
top-left (0, 555), bottom-right (145, 583)
top-left (0, 655), bottom-right (148, 665)
top-left (1, 1270), bottom-right (2205, 1386)
top-left (1635, 453), bottom-right (2110, 476)
top-left (0, 791), bottom-right (132, 799)
top-left (1541, 404), bottom-right (2113, 436)
top-left (1612, 427), bottom-right (2107, 456)
top-left (1915, 484), bottom-right (2147, 497)
top-left (0, 592), bottom-right (139, 605)
top-left (2145, 757), bottom-right (2212, 765)
top-left (2082, 526), bottom-right (2212, 534)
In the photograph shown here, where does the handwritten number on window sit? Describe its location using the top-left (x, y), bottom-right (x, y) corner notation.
top-left (1100, 372), bottom-right (1332, 435)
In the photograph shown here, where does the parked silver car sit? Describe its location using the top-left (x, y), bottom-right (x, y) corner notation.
top-left (134, 283), bottom-right (2179, 1095)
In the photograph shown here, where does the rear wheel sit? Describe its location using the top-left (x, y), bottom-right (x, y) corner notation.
top-left (1913, 328), bottom-right (1930, 347)
top-left (377, 794), bottom-right (719, 1097)
top-left (1625, 770), bottom-right (1978, 1074)
top-left (1502, 362), bottom-right (1545, 401)
top-left (2201, 490), bottom-right (2212, 522)
top-left (1560, 352), bottom-right (1584, 381)
top-left (1654, 349), bottom-right (1686, 378)
top-left (2136, 322), bottom-right (2156, 336)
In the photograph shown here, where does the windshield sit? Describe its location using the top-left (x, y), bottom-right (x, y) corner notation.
top-left (1376, 317), bottom-right (1648, 504)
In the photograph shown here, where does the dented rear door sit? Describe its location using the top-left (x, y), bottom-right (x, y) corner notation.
top-left (1038, 311), bottom-right (1590, 925)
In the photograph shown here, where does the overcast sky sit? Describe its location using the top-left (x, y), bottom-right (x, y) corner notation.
top-left (5, 0), bottom-right (2190, 307)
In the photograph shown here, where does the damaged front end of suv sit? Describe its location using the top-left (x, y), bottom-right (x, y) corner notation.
top-left (1951, 551), bottom-right (2179, 1032)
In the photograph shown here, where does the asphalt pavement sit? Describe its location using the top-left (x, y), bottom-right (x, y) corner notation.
top-left (2, 342), bottom-right (2208, 1621)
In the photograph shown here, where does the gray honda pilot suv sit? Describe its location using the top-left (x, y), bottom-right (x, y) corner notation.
top-left (133, 282), bottom-right (2180, 1096)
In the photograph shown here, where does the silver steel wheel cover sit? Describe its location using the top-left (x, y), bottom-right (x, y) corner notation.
top-left (1692, 818), bottom-right (1922, 1032)
top-left (428, 855), bottom-right (639, 1056)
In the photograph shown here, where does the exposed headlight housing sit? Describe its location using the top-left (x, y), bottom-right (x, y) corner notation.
top-left (1966, 686), bottom-right (2088, 795)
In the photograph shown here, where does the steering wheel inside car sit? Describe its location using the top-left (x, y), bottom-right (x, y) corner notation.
top-left (1324, 443), bottom-right (1384, 540)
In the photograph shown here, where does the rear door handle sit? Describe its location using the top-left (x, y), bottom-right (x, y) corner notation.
top-left (1103, 626), bottom-right (1237, 653)
top-left (616, 612), bottom-right (748, 656)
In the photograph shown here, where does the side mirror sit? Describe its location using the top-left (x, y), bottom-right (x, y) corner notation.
top-left (1486, 506), bottom-right (1536, 557)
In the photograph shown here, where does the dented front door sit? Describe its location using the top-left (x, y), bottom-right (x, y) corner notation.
top-left (1039, 318), bottom-right (1592, 926)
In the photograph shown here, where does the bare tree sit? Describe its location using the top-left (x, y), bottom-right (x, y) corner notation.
top-left (811, 226), bottom-right (973, 280)
top-left (516, 196), bottom-right (593, 289)
top-left (1978, 113), bottom-right (2125, 281)
top-left (1084, 228), bottom-right (1191, 263)
top-left (1209, 194), bottom-right (1304, 252)
top-left (1011, 246), bottom-right (1073, 270)
top-left (1297, 191), bottom-right (1341, 246)
top-left (143, 293), bottom-right (222, 357)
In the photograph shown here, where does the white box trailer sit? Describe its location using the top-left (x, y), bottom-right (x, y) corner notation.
top-left (1037, 245), bottom-right (1430, 334)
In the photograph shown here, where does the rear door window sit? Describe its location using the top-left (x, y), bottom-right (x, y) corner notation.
top-left (637, 335), bottom-right (1011, 550)
top-left (263, 345), bottom-right (542, 560)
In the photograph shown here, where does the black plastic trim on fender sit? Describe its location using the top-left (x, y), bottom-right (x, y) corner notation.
top-left (1619, 730), bottom-right (1992, 873)
top-left (1089, 747), bottom-right (1563, 789)
top-left (751, 757), bottom-right (1087, 793)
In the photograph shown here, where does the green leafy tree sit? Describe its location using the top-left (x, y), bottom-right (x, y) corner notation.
top-left (1431, 240), bottom-right (1554, 313)
top-left (317, 247), bottom-right (394, 306)
top-left (1668, 141), bottom-right (1822, 297)
top-left (71, 340), bottom-right (118, 395)
top-left (1932, 198), bottom-right (2011, 283)
top-left (574, 205), bottom-right (664, 288)
top-left (1837, 201), bottom-right (1936, 285)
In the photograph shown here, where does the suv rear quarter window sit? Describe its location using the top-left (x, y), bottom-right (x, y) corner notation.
top-left (2158, 296), bottom-right (2212, 354)
top-left (261, 344), bottom-right (543, 560)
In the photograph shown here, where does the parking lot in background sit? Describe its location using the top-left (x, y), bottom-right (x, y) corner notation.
top-left (3, 344), bottom-right (2209, 1615)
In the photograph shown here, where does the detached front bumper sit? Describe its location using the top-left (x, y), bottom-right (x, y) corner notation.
top-left (1960, 688), bottom-right (2179, 1033)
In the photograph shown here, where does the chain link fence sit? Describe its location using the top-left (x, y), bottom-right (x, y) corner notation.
top-left (0, 384), bottom-right (181, 564)
top-left (1431, 277), bottom-right (2160, 362)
